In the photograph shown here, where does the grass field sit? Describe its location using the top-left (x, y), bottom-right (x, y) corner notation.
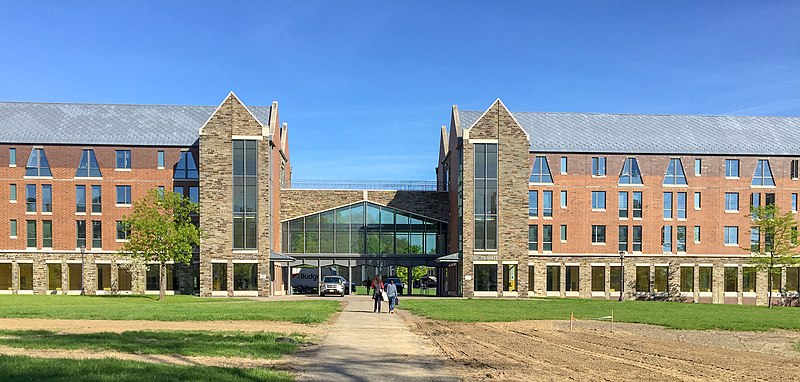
top-left (0, 330), bottom-right (303, 359)
top-left (0, 355), bottom-right (293, 382)
top-left (401, 298), bottom-right (800, 331)
top-left (0, 295), bottom-right (339, 323)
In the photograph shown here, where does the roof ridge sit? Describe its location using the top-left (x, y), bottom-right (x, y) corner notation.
top-left (0, 100), bottom-right (273, 108)
top-left (460, 109), bottom-right (800, 119)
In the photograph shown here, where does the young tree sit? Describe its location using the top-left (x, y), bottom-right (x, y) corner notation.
top-left (120, 189), bottom-right (201, 300)
top-left (748, 205), bottom-right (800, 307)
top-left (396, 266), bottom-right (430, 287)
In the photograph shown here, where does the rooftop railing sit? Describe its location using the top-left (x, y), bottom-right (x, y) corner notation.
top-left (288, 179), bottom-right (439, 191)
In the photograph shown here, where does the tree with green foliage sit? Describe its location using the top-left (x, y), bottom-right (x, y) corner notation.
top-left (748, 204), bottom-right (800, 307)
top-left (119, 189), bottom-right (201, 300)
top-left (396, 266), bottom-right (429, 287)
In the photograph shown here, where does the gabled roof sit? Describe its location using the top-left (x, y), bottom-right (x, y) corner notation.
top-left (0, 101), bottom-right (272, 147)
top-left (458, 109), bottom-right (800, 156)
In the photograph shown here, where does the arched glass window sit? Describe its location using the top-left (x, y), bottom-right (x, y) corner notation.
top-left (75, 149), bottom-right (102, 178)
top-left (663, 158), bottom-right (688, 185)
top-left (619, 158), bottom-right (643, 185)
top-left (25, 148), bottom-right (52, 177)
top-left (174, 151), bottom-right (199, 179)
top-left (752, 160), bottom-right (775, 187)
top-left (530, 156), bottom-right (553, 183)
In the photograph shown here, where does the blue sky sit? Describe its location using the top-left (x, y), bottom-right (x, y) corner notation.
top-left (1, 1), bottom-right (798, 180)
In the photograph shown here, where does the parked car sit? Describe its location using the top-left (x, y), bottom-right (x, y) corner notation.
top-left (383, 277), bottom-right (405, 295)
top-left (319, 276), bottom-right (346, 297)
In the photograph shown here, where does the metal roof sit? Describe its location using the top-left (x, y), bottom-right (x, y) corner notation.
top-left (458, 109), bottom-right (800, 156)
top-left (0, 101), bottom-right (272, 147)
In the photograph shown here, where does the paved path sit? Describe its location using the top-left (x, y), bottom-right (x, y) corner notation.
top-left (297, 295), bottom-right (459, 382)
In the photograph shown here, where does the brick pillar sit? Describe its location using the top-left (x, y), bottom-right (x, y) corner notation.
top-left (111, 262), bottom-right (118, 293)
top-left (61, 260), bottom-right (68, 294)
top-left (579, 263), bottom-right (591, 299)
top-left (712, 263), bottom-right (724, 304)
top-left (33, 258), bottom-right (46, 294)
top-left (755, 269), bottom-right (768, 306)
top-left (85, 255), bottom-right (96, 295)
top-left (227, 259), bottom-right (234, 297)
top-left (11, 261), bottom-right (19, 294)
top-left (518, 260), bottom-right (529, 297)
top-left (258, 258), bottom-right (270, 297)
top-left (604, 264), bottom-right (611, 300)
top-left (559, 263), bottom-right (566, 298)
top-left (737, 266), bottom-right (743, 305)
top-left (693, 264), bottom-right (700, 303)
top-left (624, 260), bottom-right (636, 299)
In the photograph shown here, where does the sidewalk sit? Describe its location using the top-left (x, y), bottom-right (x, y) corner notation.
top-left (296, 295), bottom-right (458, 382)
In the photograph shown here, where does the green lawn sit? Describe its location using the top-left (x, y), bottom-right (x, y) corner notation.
top-left (401, 298), bottom-right (800, 331)
top-left (0, 295), bottom-right (339, 323)
top-left (0, 330), bottom-right (304, 359)
top-left (0, 355), bottom-right (293, 382)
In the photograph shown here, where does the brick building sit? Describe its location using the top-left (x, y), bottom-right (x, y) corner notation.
top-left (1, 93), bottom-right (798, 305)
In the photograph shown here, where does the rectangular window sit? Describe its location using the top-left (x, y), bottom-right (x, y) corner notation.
top-left (97, 263), bottom-right (111, 291)
top-left (115, 150), bottom-right (131, 169)
top-left (676, 192), bottom-right (686, 219)
top-left (743, 268), bottom-right (756, 292)
top-left (76, 221), bottom-right (86, 248)
top-left (26, 184), bottom-right (36, 212)
top-left (694, 158), bottom-right (701, 176)
top-left (41, 184), bottom-right (52, 213)
top-left (543, 191), bottom-right (553, 217)
top-left (635, 266), bottom-right (650, 292)
top-left (676, 226), bottom-right (686, 252)
top-left (560, 224), bottom-right (567, 242)
top-left (212, 263), bottom-right (227, 291)
top-left (26, 220), bottom-right (36, 248)
top-left (233, 263), bottom-right (258, 291)
top-left (694, 192), bottom-right (701, 209)
top-left (116, 185), bottom-right (131, 205)
top-left (528, 265), bottom-right (534, 294)
top-left (189, 186), bottom-right (199, 204)
top-left (632, 192), bottom-right (643, 218)
top-left (546, 265), bottom-right (560, 292)
top-left (528, 225), bottom-right (538, 251)
top-left (502, 264), bottom-right (517, 292)
top-left (610, 266), bottom-right (622, 292)
top-left (9, 148), bottom-right (16, 166)
top-left (618, 191), bottom-right (628, 218)
top-left (751, 227), bottom-right (760, 252)
top-left (92, 220), bottom-right (102, 248)
top-left (793, 159), bottom-right (799, 180)
top-left (699, 266), bottom-right (713, 292)
top-left (47, 263), bottom-right (62, 290)
top-left (680, 266), bottom-right (694, 292)
top-left (693, 226), bottom-right (701, 243)
top-left (560, 190), bottom-right (567, 208)
top-left (42, 220), bottom-right (52, 248)
top-left (618, 225), bottom-right (628, 252)
top-left (542, 225), bottom-right (553, 251)
top-left (663, 192), bottom-right (673, 218)
top-left (68, 263), bottom-right (81, 290)
top-left (591, 225), bottom-right (606, 244)
top-left (785, 268), bottom-right (798, 292)
top-left (560, 156), bottom-right (567, 174)
top-left (632, 225), bottom-right (642, 252)
top-left (591, 191), bottom-right (606, 210)
top-left (473, 143), bottom-right (497, 250)
top-left (157, 150), bottom-right (165, 168)
top-left (9, 184), bottom-right (16, 201)
top-left (10, 219), bottom-right (17, 237)
top-left (793, 194), bottom-right (798, 213)
top-left (724, 267), bottom-right (738, 292)
top-left (662, 226), bottom-right (672, 252)
top-left (725, 192), bottom-right (739, 212)
top-left (474, 264), bottom-right (498, 292)
top-left (528, 191), bottom-right (538, 217)
top-left (91, 185), bottom-right (101, 213)
top-left (591, 157), bottom-right (606, 176)
top-left (725, 159), bottom-right (739, 177)
top-left (75, 185), bottom-right (86, 213)
top-left (654, 266), bottom-right (668, 292)
top-left (565, 266), bottom-right (579, 291)
top-left (116, 221), bottom-right (129, 240)
top-left (766, 193), bottom-right (775, 206)
top-left (724, 226), bottom-right (738, 245)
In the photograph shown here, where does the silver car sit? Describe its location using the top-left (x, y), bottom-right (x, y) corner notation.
top-left (319, 276), bottom-right (346, 297)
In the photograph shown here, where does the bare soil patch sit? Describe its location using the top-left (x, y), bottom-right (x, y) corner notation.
top-left (404, 314), bottom-right (800, 381)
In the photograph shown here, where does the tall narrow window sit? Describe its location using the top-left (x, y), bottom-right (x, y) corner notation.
top-left (157, 150), bottom-right (165, 169)
top-left (115, 150), bottom-right (131, 170)
top-left (543, 191), bottom-right (553, 217)
top-left (116, 221), bottom-right (130, 241)
top-left (725, 192), bottom-right (739, 212)
top-left (25, 148), bottom-right (52, 177)
top-left (542, 225), bottom-right (553, 251)
top-left (76, 221), bottom-right (86, 248)
top-left (693, 226), bottom-right (701, 243)
top-left (694, 158), bottom-right (701, 176)
top-left (91, 185), bottom-right (101, 213)
top-left (676, 226), bottom-right (686, 252)
top-left (591, 191), bottom-right (606, 210)
top-left (9, 184), bottom-right (16, 201)
top-left (560, 156), bottom-right (568, 174)
top-left (174, 151), bottom-right (199, 179)
top-left (560, 224), bottom-right (567, 242)
top-left (725, 159), bottom-right (739, 178)
top-left (694, 192), bottom-right (701, 209)
top-left (42, 220), bottom-right (52, 248)
top-left (750, 227), bottom-right (760, 252)
top-left (560, 190), bottom-right (567, 208)
top-left (10, 219), bottom-right (17, 237)
top-left (751, 159), bottom-right (775, 186)
top-left (619, 158), bottom-right (643, 185)
top-left (662, 226), bottom-right (672, 252)
top-left (632, 192), bottom-right (643, 218)
top-left (25, 184), bottom-right (36, 212)
top-left (793, 193), bottom-right (798, 213)
top-left (9, 148), bottom-right (16, 166)
top-left (592, 157), bottom-right (606, 176)
top-left (528, 191), bottom-right (538, 217)
top-left (75, 149), bottom-right (102, 177)
top-left (618, 226), bottom-right (628, 252)
top-left (663, 192), bottom-right (673, 219)
top-left (26, 220), bottom-right (36, 248)
top-left (792, 159), bottom-right (799, 180)
top-left (233, 141), bottom-right (259, 249)
top-left (591, 225), bottom-right (606, 244)
top-left (677, 192), bottom-right (687, 219)
top-left (530, 156), bottom-right (553, 183)
top-left (724, 226), bottom-right (738, 245)
top-left (42, 184), bottom-right (52, 213)
top-left (189, 186), bottom-right (199, 204)
top-left (618, 191), bottom-right (628, 218)
top-left (663, 158), bottom-right (688, 185)
top-left (528, 225), bottom-right (538, 251)
top-left (76, 185), bottom-right (86, 213)
top-left (632, 226), bottom-right (643, 252)
top-left (92, 220), bottom-right (102, 248)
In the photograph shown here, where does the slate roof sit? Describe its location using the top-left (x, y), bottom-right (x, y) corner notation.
top-left (458, 109), bottom-right (800, 156)
top-left (0, 101), bottom-right (273, 147)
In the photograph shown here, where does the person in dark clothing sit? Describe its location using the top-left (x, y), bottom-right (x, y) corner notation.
top-left (371, 276), bottom-right (384, 313)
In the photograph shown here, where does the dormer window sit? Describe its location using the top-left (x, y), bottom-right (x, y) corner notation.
top-left (174, 151), bottom-right (198, 179)
top-left (752, 160), bottom-right (775, 187)
top-left (663, 158), bottom-right (688, 185)
top-left (25, 148), bottom-right (52, 177)
top-left (75, 149), bottom-right (102, 178)
top-left (530, 156), bottom-right (553, 183)
top-left (619, 157), bottom-right (643, 185)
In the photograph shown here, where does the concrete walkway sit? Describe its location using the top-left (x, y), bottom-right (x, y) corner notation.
top-left (296, 295), bottom-right (458, 382)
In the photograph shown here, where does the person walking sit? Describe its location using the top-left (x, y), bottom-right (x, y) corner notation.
top-left (386, 280), bottom-right (398, 314)
top-left (371, 276), bottom-right (384, 313)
